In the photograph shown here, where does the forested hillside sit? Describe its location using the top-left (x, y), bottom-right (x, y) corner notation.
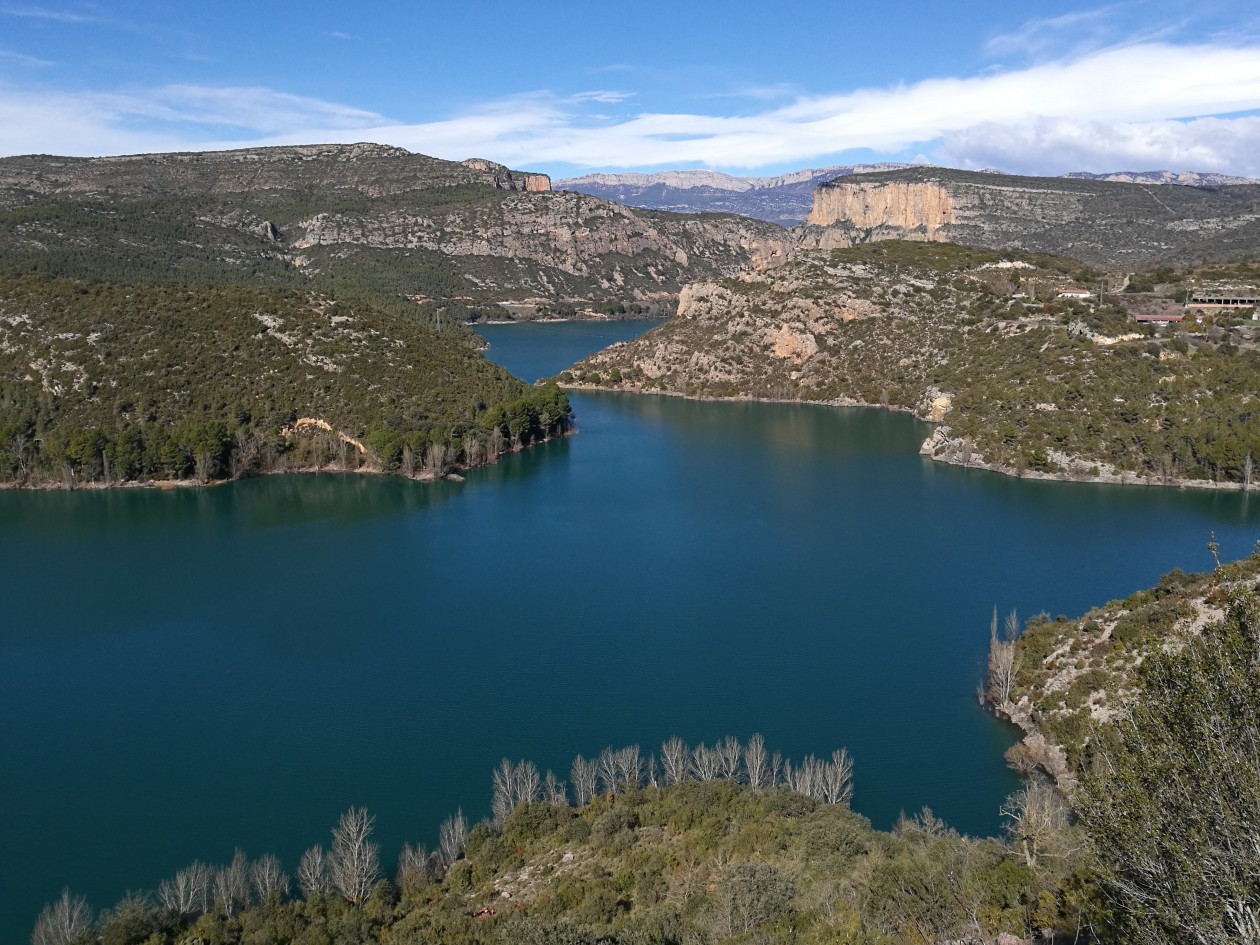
top-left (0, 275), bottom-right (569, 486)
top-left (565, 242), bottom-right (1260, 487)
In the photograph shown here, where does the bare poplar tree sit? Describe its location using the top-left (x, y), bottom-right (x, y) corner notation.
top-left (212, 849), bottom-right (251, 916)
top-left (986, 607), bottom-right (1020, 705)
top-left (770, 751), bottom-right (784, 788)
top-left (297, 845), bottom-right (332, 897)
top-left (614, 745), bottom-right (642, 789)
top-left (158, 861), bottom-right (212, 915)
top-left (597, 747), bottom-right (620, 794)
top-left (250, 853), bottom-right (290, 902)
top-left (717, 736), bottom-right (743, 781)
top-left (491, 758), bottom-right (515, 824)
top-left (823, 749), bottom-right (854, 806)
top-left (691, 742), bottom-right (720, 781)
top-left (463, 433), bottom-right (483, 468)
top-left (571, 754), bottom-right (597, 807)
top-left (645, 753), bottom-right (660, 789)
top-left (543, 770), bottom-right (569, 806)
top-left (330, 807), bottom-right (380, 907)
top-left (31, 889), bottom-right (92, 945)
top-left (516, 760), bottom-right (542, 805)
top-left (744, 734), bottom-right (770, 791)
top-left (396, 842), bottom-right (431, 890)
top-left (488, 427), bottom-right (505, 462)
top-left (438, 809), bottom-right (469, 869)
top-left (660, 737), bottom-right (690, 786)
top-left (400, 445), bottom-right (416, 478)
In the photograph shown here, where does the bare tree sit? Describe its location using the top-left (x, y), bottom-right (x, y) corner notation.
top-left (543, 770), bottom-right (569, 806)
top-left (158, 861), bottom-right (212, 916)
top-left (297, 845), bottom-right (332, 898)
top-left (1001, 774), bottom-right (1073, 867)
top-left (744, 734), bottom-right (769, 791)
top-left (770, 751), bottom-right (784, 788)
top-left (422, 442), bottom-right (450, 479)
top-left (488, 427), bottom-right (506, 463)
top-left (229, 431), bottom-right (259, 480)
top-left (463, 433), bottom-right (483, 468)
top-left (614, 745), bottom-right (642, 789)
top-left (571, 754), bottom-right (597, 807)
top-left (250, 853), bottom-right (289, 902)
top-left (396, 842), bottom-right (432, 890)
top-left (212, 849), bottom-right (251, 916)
top-left (691, 742), bottom-right (720, 781)
top-left (194, 450), bottom-right (214, 485)
top-left (400, 444), bottom-right (416, 478)
top-left (823, 749), bottom-right (854, 806)
top-left (32, 889), bottom-right (92, 945)
top-left (986, 607), bottom-right (1020, 705)
top-left (661, 737), bottom-right (690, 786)
top-left (330, 807), bottom-right (380, 907)
top-left (645, 753), bottom-right (660, 789)
top-left (717, 736), bottom-right (743, 781)
top-left (491, 758), bottom-right (516, 824)
top-left (516, 760), bottom-right (542, 805)
top-left (438, 809), bottom-right (469, 869)
top-left (597, 747), bottom-right (620, 794)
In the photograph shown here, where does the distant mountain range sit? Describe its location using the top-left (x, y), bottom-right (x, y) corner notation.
top-left (558, 165), bottom-right (1259, 226)
top-left (1063, 170), bottom-right (1258, 186)
top-left (556, 164), bottom-right (914, 226)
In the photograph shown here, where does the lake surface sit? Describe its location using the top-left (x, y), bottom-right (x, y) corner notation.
top-left (3, 317), bottom-right (1259, 939)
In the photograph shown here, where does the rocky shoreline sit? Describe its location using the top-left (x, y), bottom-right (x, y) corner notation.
top-left (563, 381), bottom-right (1256, 493)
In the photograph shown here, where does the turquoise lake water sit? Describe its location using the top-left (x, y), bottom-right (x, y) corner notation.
top-left (2, 317), bottom-right (1258, 939)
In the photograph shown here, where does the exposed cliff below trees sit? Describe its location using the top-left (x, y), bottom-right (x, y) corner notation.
top-left (798, 167), bottom-right (1260, 267)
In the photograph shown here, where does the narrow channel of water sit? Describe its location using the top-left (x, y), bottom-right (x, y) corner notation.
top-left (2, 318), bottom-right (1257, 941)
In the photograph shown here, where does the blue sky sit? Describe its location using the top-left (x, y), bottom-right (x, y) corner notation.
top-left (1, 0), bottom-right (1259, 178)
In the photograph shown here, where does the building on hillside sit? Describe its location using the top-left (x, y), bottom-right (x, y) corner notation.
top-left (1057, 286), bottom-right (1093, 299)
top-left (1133, 313), bottom-right (1185, 324)
top-left (1184, 288), bottom-right (1259, 311)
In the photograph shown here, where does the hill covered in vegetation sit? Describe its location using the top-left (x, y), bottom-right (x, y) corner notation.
top-left (0, 275), bottom-right (569, 486)
top-left (0, 144), bottom-right (789, 326)
top-left (563, 241), bottom-right (1260, 487)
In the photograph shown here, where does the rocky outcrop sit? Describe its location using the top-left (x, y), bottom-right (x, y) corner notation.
top-left (803, 180), bottom-right (956, 246)
top-left (0, 144), bottom-right (789, 315)
top-left (796, 167), bottom-right (1260, 267)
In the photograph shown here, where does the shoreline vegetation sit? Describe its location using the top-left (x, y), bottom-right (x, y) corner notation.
top-left (561, 243), bottom-right (1260, 493)
top-left (557, 381), bottom-right (1257, 492)
top-left (30, 735), bottom-right (1086, 945)
top-left (0, 276), bottom-right (572, 492)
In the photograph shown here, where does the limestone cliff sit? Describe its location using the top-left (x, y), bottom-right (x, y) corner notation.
top-left (797, 167), bottom-right (1260, 267)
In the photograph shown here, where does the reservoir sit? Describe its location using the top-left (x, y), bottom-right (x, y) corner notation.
top-left (3, 318), bottom-right (1258, 940)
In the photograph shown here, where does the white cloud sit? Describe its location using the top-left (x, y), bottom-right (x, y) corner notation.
top-left (0, 4), bottom-right (96, 23)
top-left (0, 46), bottom-right (53, 66)
top-left (1, 40), bottom-right (1259, 177)
top-left (940, 115), bottom-right (1260, 177)
top-left (984, 5), bottom-right (1130, 57)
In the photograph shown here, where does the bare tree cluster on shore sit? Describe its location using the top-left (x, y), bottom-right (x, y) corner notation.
top-left (32, 734), bottom-right (853, 944)
top-left (496, 733), bottom-right (854, 817)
